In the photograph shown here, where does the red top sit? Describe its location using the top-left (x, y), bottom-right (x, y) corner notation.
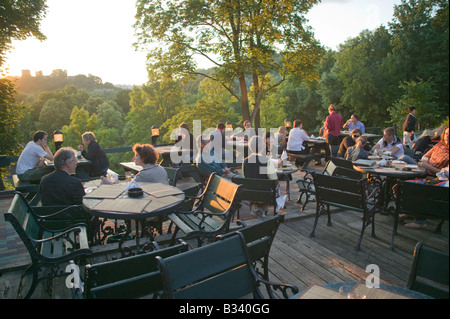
top-left (325, 111), bottom-right (343, 137)
top-left (424, 141), bottom-right (449, 173)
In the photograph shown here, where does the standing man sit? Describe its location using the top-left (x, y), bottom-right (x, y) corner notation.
top-left (402, 106), bottom-right (417, 148)
top-left (324, 104), bottom-right (343, 148)
top-left (16, 130), bottom-right (54, 183)
top-left (40, 147), bottom-right (85, 206)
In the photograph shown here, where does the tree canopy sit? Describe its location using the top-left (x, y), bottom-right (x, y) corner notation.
top-left (134, 0), bottom-right (324, 128)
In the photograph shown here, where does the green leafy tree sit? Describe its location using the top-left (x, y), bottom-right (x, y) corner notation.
top-left (162, 77), bottom-right (241, 142)
top-left (134, 0), bottom-right (324, 128)
top-left (96, 100), bottom-right (125, 132)
top-left (388, 79), bottom-right (443, 130)
top-left (126, 79), bottom-right (184, 144)
top-left (388, 0), bottom-right (449, 110)
top-left (333, 27), bottom-right (393, 126)
top-left (38, 98), bottom-right (72, 137)
top-left (0, 0), bottom-right (47, 66)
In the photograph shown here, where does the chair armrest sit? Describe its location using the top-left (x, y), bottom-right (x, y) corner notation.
top-left (256, 276), bottom-right (299, 299)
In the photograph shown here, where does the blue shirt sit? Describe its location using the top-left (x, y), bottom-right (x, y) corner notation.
top-left (346, 121), bottom-right (365, 134)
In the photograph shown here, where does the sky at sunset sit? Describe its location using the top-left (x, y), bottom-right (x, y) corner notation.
top-left (4, 0), bottom-right (401, 86)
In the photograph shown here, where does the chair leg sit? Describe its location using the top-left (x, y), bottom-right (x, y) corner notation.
top-left (19, 262), bottom-right (39, 299)
top-left (434, 219), bottom-right (445, 234)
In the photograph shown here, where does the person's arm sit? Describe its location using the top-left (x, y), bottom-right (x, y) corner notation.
top-left (390, 145), bottom-right (401, 157)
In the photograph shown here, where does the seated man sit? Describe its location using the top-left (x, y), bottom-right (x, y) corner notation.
top-left (16, 130), bottom-right (54, 183)
top-left (40, 147), bottom-right (85, 206)
top-left (343, 114), bottom-right (365, 133)
top-left (195, 135), bottom-right (237, 180)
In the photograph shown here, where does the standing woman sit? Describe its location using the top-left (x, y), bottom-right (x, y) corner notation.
top-left (78, 132), bottom-right (109, 177)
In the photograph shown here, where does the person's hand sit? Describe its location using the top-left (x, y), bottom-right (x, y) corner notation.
top-left (100, 176), bottom-right (113, 185)
top-left (78, 144), bottom-right (84, 151)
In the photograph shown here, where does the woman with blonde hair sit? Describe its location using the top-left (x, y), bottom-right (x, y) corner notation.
top-left (345, 135), bottom-right (369, 161)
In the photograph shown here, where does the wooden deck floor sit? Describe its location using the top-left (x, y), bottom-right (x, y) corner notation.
top-left (1, 163), bottom-right (448, 299)
top-left (1, 208), bottom-right (447, 299)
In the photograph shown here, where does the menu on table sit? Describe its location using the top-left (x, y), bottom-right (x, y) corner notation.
top-left (93, 198), bottom-right (152, 213)
top-left (83, 184), bottom-right (125, 199)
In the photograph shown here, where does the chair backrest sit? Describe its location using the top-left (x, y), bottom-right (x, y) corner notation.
top-left (331, 157), bottom-right (354, 169)
top-left (157, 233), bottom-right (263, 299)
top-left (218, 215), bottom-right (284, 263)
top-left (231, 176), bottom-right (277, 207)
top-left (178, 164), bottom-right (202, 184)
top-left (313, 173), bottom-right (366, 212)
top-left (407, 242), bottom-right (449, 299)
top-left (163, 167), bottom-right (182, 186)
top-left (200, 173), bottom-right (242, 216)
top-left (4, 193), bottom-right (42, 253)
top-left (84, 241), bottom-right (189, 299)
top-left (396, 180), bottom-right (449, 220)
top-left (332, 166), bottom-right (365, 180)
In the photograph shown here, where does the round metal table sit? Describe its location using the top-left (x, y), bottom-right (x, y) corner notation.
top-left (83, 183), bottom-right (185, 256)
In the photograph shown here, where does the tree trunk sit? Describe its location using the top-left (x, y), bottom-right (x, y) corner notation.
top-left (239, 74), bottom-right (251, 122)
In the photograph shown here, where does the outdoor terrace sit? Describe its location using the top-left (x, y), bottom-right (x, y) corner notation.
top-left (0, 163), bottom-right (448, 299)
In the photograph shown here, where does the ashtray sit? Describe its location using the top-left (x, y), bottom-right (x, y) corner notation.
top-left (128, 188), bottom-right (143, 197)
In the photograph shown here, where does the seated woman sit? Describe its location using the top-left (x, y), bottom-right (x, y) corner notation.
top-left (101, 143), bottom-right (168, 185)
top-left (243, 136), bottom-right (280, 217)
top-left (399, 126), bottom-right (449, 229)
top-left (274, 126), bottom-right (288, 155)
top-left (264, 131), bottom-right (278, 159)
top-left (345, 136), bottom-right (370, 161)
top-left (78, 132), bottom-right (109, 177)
top-left (337, 128), bottom-right (370, 158)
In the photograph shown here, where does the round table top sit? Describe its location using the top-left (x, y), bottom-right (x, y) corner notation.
top-left (83, 182), bottom-right (185, 220)
top-left (353, 159), bottom-right (426, 179)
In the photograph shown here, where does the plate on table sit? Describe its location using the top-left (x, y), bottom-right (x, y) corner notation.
top-left (406, 164), bottom-right (418, 169)
top-left (392, 160), bottom-right (405, 165)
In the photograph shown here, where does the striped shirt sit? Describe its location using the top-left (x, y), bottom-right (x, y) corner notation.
top-left (424, 142), bottom-right (449, 172)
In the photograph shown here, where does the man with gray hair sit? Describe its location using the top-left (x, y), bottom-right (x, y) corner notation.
top-left (40, 147), bottom-right (86, 206)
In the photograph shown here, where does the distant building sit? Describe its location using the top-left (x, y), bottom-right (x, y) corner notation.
top-left (21, 70), bottom-right (31, 77)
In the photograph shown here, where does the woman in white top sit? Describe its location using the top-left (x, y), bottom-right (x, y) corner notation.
top-left (287, 120), bottom-right (310, 155)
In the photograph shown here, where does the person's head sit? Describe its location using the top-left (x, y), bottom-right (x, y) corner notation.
top-left (351, 128), bottom-right (362, 141)
top-left (328, 104), bottom-right (336, 114)
top-left (383, 127), bottom-right (396, 143)
top-left (217, 123), bottom-right (225, 131)
top-left (243, 120), bottom-right (252, 130)
top-left (196, 135), bottom-right (210, 151)
top-left (278, 126), bottom-right (287, 135)
top-left (441, 126), bottom-right (449, 146)
top-left (264, 131), bottom-right (275, 147)
top-left (350, 114), bottom-right (359, 124)
top-left (132, 144), bottom-right (158, 165)
top-left (33, 131), bottom-right (48, 146)
top-left (81, 132), bottom-right (96, 146)
top-left (179, 123), bottom-right (190, 132)
top-left (356, 135), bottom-right (368, 147)
top-left (249, 135), bottom-right (265, 154)
top-left (293, 120), bottom-right (302, 128)
top-left (54, 147), bottom-right (78, 172)
top-left (408, 106), bottom-right (416, 115)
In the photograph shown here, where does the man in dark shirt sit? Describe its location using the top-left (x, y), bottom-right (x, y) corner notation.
top-left (402, 106), bottom-right (417, 147)
top-left (40, 147), bottom-right (85, 206)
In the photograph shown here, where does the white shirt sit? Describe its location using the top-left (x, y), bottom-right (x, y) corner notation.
top-left (287, 127), bottom-right (309, 152)
top-left (16, 141), bottom-right (48, 174)
top-left (376, 137), bottom-right (404, 158)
